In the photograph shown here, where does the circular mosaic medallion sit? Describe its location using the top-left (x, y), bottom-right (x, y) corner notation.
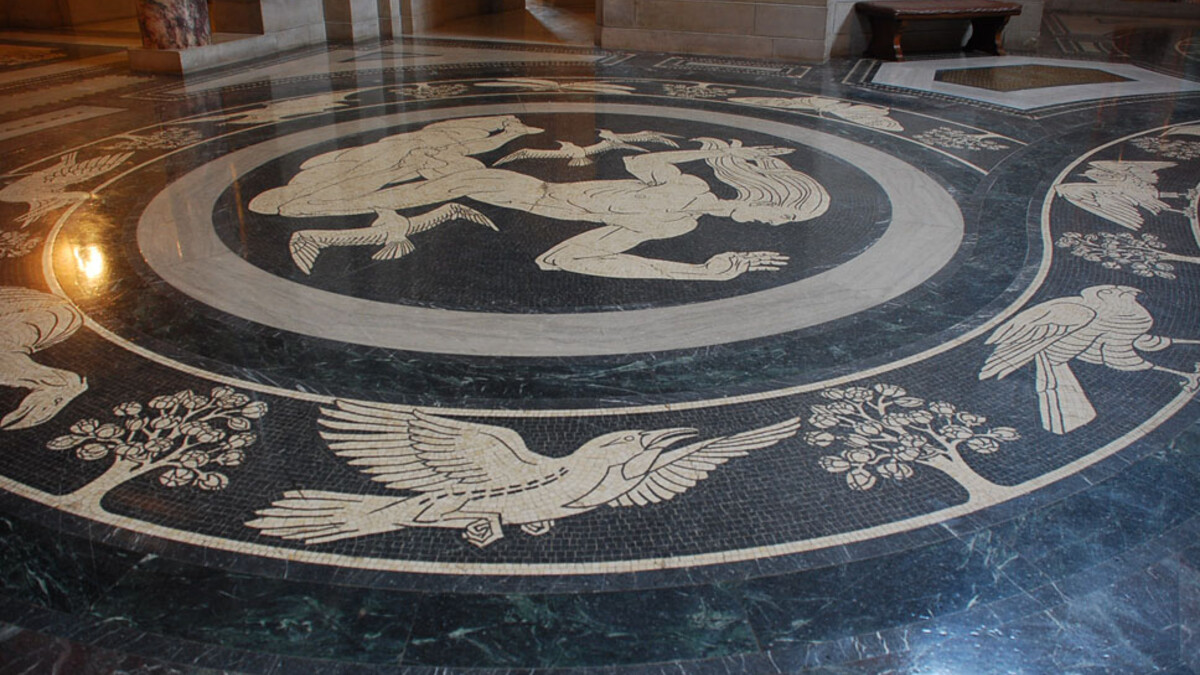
top-left (1, 71), bottom-right (1197, 586)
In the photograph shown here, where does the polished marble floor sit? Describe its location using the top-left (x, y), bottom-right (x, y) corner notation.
top-left (1, 12), bottom-right (1200, 675)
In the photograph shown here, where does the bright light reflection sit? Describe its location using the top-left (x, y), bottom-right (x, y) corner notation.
top-left (73, 245), bottom-right (105, 282)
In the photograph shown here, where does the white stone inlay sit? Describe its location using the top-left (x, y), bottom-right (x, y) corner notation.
top-left (872, 56), bottom-right (1200, 110)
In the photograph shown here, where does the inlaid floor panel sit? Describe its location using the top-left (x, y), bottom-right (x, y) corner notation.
top-left (0, 28), bottom-right (1198, 675)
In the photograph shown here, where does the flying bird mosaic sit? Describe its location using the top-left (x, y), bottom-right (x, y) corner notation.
top-left (0, 152), bottom-right (132, 227)
top-left (247, 402), bottom-right (800, 547)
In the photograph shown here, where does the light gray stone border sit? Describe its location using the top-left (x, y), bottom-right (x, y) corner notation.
top-left (872, 56), bottom-right (1200, 111)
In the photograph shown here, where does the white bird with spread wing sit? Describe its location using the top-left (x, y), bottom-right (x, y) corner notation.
top-left (495, 129), bottom-right (681, 167)
top-left (0, 152), bottom-right (132, 227)
top-left (289, 203), bottom-right (497, 274)
top-left (246, 402), bottom-right (799, 547)
top-left (1055, 161), bottom-right (1182, 231)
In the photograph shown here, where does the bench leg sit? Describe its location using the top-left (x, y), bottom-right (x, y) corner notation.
top-left (865, 16), bottom-right (905, 61)
top-left (965, 16), bottom-right (1011, 55)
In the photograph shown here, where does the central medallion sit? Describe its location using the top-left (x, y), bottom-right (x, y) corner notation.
top-left (137, 103), bottom-right (964, 357)
top-left (220, 111), bottom-right (885, 314)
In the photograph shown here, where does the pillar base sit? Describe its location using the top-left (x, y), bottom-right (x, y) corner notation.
top-left (127, 29), bottom-right (323, 75)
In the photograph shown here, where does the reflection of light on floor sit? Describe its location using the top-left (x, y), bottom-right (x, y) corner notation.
top-left (73, 244), bottom-right (105, 283)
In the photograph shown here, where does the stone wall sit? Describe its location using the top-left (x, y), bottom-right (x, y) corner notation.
top-left (403, 0), bottom-right (525, 33)
top-left (1, 0), bottom-right (136, 28)
top-left (210, 0), bottom-right (264, 34)
top-left (597, 0), bottom-right (829, 61)
top-left (259, 0), bottom-right (328, 49)
top-left (325, 0), bottom-right (381, 41)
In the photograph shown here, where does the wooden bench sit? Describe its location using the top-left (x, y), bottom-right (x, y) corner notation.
top-left (855, 0), bottom-right (1022, 61)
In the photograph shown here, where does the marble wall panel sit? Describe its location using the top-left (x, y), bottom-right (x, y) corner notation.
top-left (405, 0), bottom-right (525, 32)
top-left (0, 0), bottom-right (139, 28)
top-left (210, 0), bottom-right (264, 34)
top-left (598, 0), bottom-right (830, 60)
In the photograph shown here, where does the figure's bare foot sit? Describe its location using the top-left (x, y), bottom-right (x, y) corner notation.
top-left (702, 251), bottom-right (789, 280)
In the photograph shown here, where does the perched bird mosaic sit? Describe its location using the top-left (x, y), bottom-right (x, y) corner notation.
top-left (288, 203), bottom-right (497, 274)
top-left (1055, 161), bottom-right (1182, 231)
top-left (728, 96), bottom-right (904, 132)
top-left (979, 285), bottom-right (1200, 435)
top-left (495, 129), bottom-right (682, 167)
top-left (246, 402), bottom-right (800, 547)
top-left (0, 152), bottom-right (132, 227)
top-left (0, 287), bottom-right (86, 430)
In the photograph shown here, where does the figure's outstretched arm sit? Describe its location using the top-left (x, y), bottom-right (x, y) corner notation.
top-left (535, 222), bottom-right (788, 281)
top-left (622, 142), bottom-right (791, 185)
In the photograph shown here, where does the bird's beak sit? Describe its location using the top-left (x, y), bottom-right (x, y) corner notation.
top-left (642, 427), bottom-right (699, 452)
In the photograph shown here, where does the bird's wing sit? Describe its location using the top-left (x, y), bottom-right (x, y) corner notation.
top-left (408, 203), bottom-right (497, 234)
top-left (1089, 161), bottom-right (1176, 186)
top-left (583, 139), bottom-right (647, 157)
top-left (829, 105), bottom-right (903, 132)
top-left (1165, 125), bottom-right (1200, 138)
top-left (1055, 183), bottom-right (1147, 231)
top-left (980, 299), bottom-right (1097, 379)
top-left (476, 78), bottom-right (558, 90)
top-left (562, 82), bottom-right (637, 94)
top-left (727, 96), bottom-right (812, 110)
top-left (608, 418), bottom-right (801, 507)
top-left (36, 152), bottom-right (132, 188)
top-left (600, 130), bottom-right (681, 147)
top-left (292, 226), bottom-right (390, 247)
top-left (289, 226), bottom-right (391, 274)
top-left (494, 147), bottom-right (570, 165)
top-left (318, 400), bottom-right (545, 491)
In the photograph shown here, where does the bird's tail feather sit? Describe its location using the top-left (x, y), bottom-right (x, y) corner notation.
top-left (372, 238), bottom-right (415, 261)
top-left (289, 231), bottom-right (325, 275)
top-left (567, 157), bottom-right (593, 167)
top-left (245, 490), bottom-right (407, 544)
top-left (1036, 354), bottom-right (1095, 435)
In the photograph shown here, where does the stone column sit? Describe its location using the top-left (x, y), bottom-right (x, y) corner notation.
top-left (136, 0), bottom-right (212, 50)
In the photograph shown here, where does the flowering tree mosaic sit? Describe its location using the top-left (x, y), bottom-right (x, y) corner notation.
top-left (805, 384), bottom-right (1020, 501)
top-left (912, 127), bottom-right (1010, 152)
top-left (1057, 231), bottom-right (1200, 279)
top-left (106, 127), bottom-right (204, 151)
top-left (0, 230), bottom-right (40, 258)
top-left (662, 83), bottom-right (736, 99)
top-left (1131, 136), bottom-right (1200, 161)
top-left (395, 83), bottom-right (469, 100)
top-left (46, 386), bottom-right (267, 511)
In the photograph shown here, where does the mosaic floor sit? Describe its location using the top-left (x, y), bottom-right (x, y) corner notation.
top-left (1, 19), bottom-right (1200, 674)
